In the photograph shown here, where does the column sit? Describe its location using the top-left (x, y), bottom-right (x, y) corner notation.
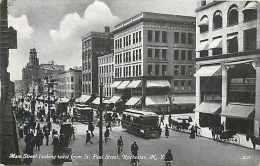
top-left (254, 58), bottom-right (260, 137)
top-left (221, 64), bottom-right (227, 127)
top-left (195, 65), bottom-right (201, 125)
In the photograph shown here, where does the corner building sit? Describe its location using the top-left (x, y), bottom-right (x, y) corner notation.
top-left (112, 12), bottom-right (196, 112)
top-left (195, 0), bottom-right (260, 148)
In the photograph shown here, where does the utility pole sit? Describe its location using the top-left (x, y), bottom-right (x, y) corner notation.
top-left (99, 83), bottom-right (103, 166)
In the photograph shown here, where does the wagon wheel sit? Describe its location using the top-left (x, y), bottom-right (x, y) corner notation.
top-left (231, 135), bottom-right (240, 144)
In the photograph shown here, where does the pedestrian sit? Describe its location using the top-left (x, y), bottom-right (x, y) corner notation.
top-left (47, 121), bottom-right (52, 131)
top-left (88, 123), bottom-right (95, 137)
top-left (36, 123), bottom-right (40, 132)
top-left (52, 134), bottom-right (60, 160)
top-left (190, 125), bottom-right (195, 139)
top-left (168, 115), bottom-right (172, 128)
top-left (117, 136), bottom-right (123, 155)
top-left (107, 121), bottom-right (112, 131)
top-left (164, 149), bottom-right (173, 166)
top-left (44, 128), bottom-right (50, 146)
top-left (160, 115), bottom-right (164, 125)
top-left (165, 125), bottom-right (169, 138)
top-left (19, 124), bottom-right (24, 138)
top-left (194, 123), bottom-right (200, 136)
top-left (85, 130), bottom-right (93, 144)
top-left (104, 128), bottom-right (110, 143)
top-left (130, 141), bottom-right (139, 164)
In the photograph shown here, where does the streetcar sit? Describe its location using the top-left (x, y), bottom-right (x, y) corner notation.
top-left (121, 109), bottom-right (161, 138)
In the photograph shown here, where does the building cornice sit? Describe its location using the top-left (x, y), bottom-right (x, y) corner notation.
top-left (195, 1), bottom-right (225, 12)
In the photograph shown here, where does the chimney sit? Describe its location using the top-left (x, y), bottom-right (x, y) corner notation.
top-left (104, 26), bottom-right (110, 33)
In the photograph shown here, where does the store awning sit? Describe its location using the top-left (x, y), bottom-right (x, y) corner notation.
top-left (92, 98), bottom-right (101, 105)
top-left (197, 41), bottom-right (209, 51)
top-left (117, 81), bottom-right (130, 89)
top-left (225, 60), bottom-right (254, 66)
top-left (209, 38), bottom-right (222, 49)
top-left (146, 80), bottom-right (171, 88)
top-left (172, 95), bottom-right (196, 104)
top-left (194, 65), bottom-right (221, 77)
top-left (194, 102), bottom-right (221, 115)
top-left (199, 17), bottom-right (209, 26)
top-left (221, 103), bottom-right (255, 119)
top-left (127, 80), bottom-right (142, 88)
top-left (75, 95), bottom-right (91, 103)
top-left (243, 1), bottom-right (257, 12)
top-left (125, 96), bottom-right (142, 106)
top-left (57, 97), bottom-right (70, 103)
top-left (227, 34), bottom-right (237, 40)
top-left (111, 81), bottom-right (122, 88)
top-left (105, 96), bottom-right (121, 104)
top-left (75, 104), bottom-right (92, 111)
top-left (145, 95), bottom-right (170, 106)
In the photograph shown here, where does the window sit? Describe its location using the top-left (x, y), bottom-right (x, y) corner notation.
top-left (243, 1), bottom-right (257, 22)
top-left (180, 80), bottom-right (185, 90)
top-left (129, 66), bottom-right (131, 77)
top-left (244, 28), bottom-right (256, 51)
top-left (174, 50), bottom-right (179, 60)
top-left (162, 65), bottom-right (167, 76)
top-left (148, 48), bottom-right (153, 58)
top-left (181, 66), bottom-right (186, 76)
top-left (188, 66), bottom-right (193, 76)
top-left (213, 10), bottom-right (222, 29)
top-left (199, 16), bottom-right (209, 33)
top-left (139, 64), bottom-right (141, 76)
top-left (188, 33), bottom-right (193, 44)
top-left (188, 80), bottom-right (192, 90)
top-left (174, 65), bottom-right (179, 76)
top-left (162, 31), bottom-right (167, 43)
top-left (126, 36), bottom-right (128, 46)
top-left (133, 33), bottom-right (136, 44)
top-left (138, 49), bottom-right (142, 60)
top-left (174, 32), bottom-right (179, 43)
top-left (123, 37), bottom-right (126, 47)
top-left (148, 64), bottom-right (153, 75)
top-left (155, 49), bottom-right (160, 59)
top-left (133, 50), bottom-right (135, 61)
top-left (174, 80), bottom-right (179, 90)
top-left (155, 31), bottom-right (160, 42)
top-left (212, 48), bottom-right (222, 56)
top-left (227, 34), bottom-right (238, 53)
top-left (133, 66), bottom-right (136, 77)
top-left (181, 33), bottom-right (186, 44)
top-left (129, 35), bottom-right (131, 45)
top-left (181, 50), bottom-right (186, 60)
top-left (139, 31), bottom-right (142, 42)
top-left (155, 65), bottom-right (160, 76)
top-left (71, 77), bottom-right (74, 82)
top-left (200, 50), bottom-right (209, 57)
top-left (187, 50), bottom-right (192, 60)
top-left (148, 30), bottom-right (153, 42)
top-left (136, 65), bottom-right (139, 76)
top-left (162, 49), bottom-right (167, 60)
top-left (135, 32), bottom-right (138, 43)
top-left (228, 5), bottom-right (238, 26)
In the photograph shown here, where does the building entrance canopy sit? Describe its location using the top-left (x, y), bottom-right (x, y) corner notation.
top-left (146, 80), bottom-right (170, 88)
top-left (75, 95), bottom-right (91, 103)
top-left (221, 103), bottom-right (255, 119)
top-left (194, 102), bottom-right (221, 115)
top-left (125, 96), bottom-right (142, 106)
top-left (145, 95), bottom-right (170, 105)
top-left (194, 65), bottom-right (221, 77)
top-left (111, 81), bottom-right (122, 88)
top-left (127, 80), bottom-right (142, 88)
top-left (76, 104), bottom-right (92, 111)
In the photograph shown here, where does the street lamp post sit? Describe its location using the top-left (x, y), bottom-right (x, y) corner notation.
top-left (99, 83), bottom-right (103, 166)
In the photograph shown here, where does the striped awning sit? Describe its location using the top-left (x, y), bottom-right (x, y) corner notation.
top-left (127, 80), bottom-right (142, 88)
top-left (117, 81), bottom-right (130, 89)
top-left (111, 81), bottom-right (122, 88)
top-left (194, 65), bottom-right (221, 77)
top-left (125, 96), bottom-right (142, 106)
top-left (195, 102), bottom-right (221, 115)
top-left (145, 95), bottom-right (170, 106)
top-left (146, 80), bottom-right (170, 88)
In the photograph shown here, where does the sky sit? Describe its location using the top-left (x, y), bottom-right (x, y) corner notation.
top-left (7, 0), bottom-right (196, 81)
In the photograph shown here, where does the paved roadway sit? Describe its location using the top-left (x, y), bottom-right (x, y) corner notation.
top-left (18, 122), bottom-right (260, 166)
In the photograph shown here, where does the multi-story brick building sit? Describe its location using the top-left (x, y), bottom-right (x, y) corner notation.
top-left (112, 12), bottom-right (196, 112)
top-left (98, 53), bottom-right (114, 98)
top-left (194, 0), bottom-right (260, 148)
top-left (81, 27), bottom-right (113, 100)
top-left (56, 68), bottom-right (82, 99)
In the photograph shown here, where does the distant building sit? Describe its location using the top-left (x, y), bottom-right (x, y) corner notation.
top-left (98, 53), bottom-right (114, 98)
top-left (22, 48), bottom-right (40, 93)
top-left (112, 12), bottom-right (196, 112)
top-left (56, 68), bottom-right (82, 99)
top-left (14, 80), bottom-right (25, 96)
top-left (81, 27), bottom-right (113, 97)
top-left (194, 0), bottom-right (260, 147)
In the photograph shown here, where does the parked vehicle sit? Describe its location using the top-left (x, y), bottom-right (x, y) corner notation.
top-left (121, 109), bottom-right (161, 138)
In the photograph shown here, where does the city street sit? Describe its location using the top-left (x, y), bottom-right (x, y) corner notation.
top-left (18, 122), bottom-right (260, 166)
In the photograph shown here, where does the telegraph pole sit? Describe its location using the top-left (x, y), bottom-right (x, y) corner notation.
top-left (99, 83), bottom-right (103, 166)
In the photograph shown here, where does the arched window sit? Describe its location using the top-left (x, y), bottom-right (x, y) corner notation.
top-left (213, 10), bottom-right (222, 29)
top-left (227, 5), bottom-right (239, 26)
top-left (199, 15), bottom-right (209, 33)
top-left (243, 1), bottom-right (257, 22)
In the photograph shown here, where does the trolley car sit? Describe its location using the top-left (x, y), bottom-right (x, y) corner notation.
top-left (121, 109), bottom-right (161, 138)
